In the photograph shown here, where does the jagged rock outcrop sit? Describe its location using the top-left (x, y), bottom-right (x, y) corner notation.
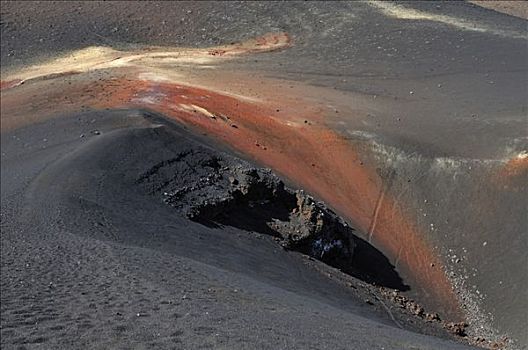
top-left (136, 148), bottom-right (355, 267)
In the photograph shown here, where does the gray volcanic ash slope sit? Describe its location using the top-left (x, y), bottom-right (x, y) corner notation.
top-left (0, 110), bottom-right (474, 349)
top-left (2, 1), bottom-right (527, 345)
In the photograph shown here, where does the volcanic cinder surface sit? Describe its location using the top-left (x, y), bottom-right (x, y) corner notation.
top-left (1, 1), bottom-right (526, 349)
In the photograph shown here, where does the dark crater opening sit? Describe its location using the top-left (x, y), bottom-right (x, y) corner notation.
top-left (136, 147), bottom-right (408, 291)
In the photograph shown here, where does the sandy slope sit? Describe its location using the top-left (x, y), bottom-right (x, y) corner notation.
top-left (0, 110), bottom-right (474, 349)
top-left (1, 1), bottom-right (526, 348)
